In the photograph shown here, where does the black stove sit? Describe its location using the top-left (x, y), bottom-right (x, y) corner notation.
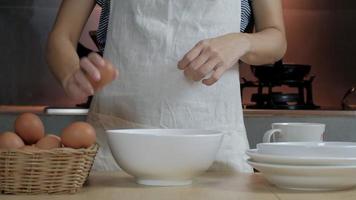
top-left (241, 61), bottom-right (319, 110)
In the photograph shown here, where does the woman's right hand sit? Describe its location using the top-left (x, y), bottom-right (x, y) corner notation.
top-left (62, 52), bottom-right (119, 102)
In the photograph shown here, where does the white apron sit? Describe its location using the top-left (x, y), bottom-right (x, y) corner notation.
top-left (87, 0), bottom-right (252, 172)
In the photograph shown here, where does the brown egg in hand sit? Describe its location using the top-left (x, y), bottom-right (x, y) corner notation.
top-left (36, 134), bottom-right (62, 150)
top-left (61, 122), bottom-right (96, 149)
top-left (15, 113), bottom-right (45, 144)
top-left (87, 61), bottom-right (117, 91)
top-left (0, 131), bottom-right (25, 149)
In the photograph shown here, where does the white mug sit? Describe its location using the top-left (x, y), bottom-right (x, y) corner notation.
top-left (263, 123), bottom-right (325, 143)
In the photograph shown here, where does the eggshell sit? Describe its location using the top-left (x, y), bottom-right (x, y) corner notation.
top-left (0, 131), bottom-right (25, 149)
top-left (15, 113), bottom-right (45, 144)
top-left (61, 122), bottom-right (96, 149)
top-left (36, 134), bottom-right (62, 150)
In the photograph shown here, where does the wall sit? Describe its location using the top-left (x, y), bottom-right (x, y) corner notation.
top-left (245, 115), bottom-right (356, 148)
top-left (0, 0), bottom-right (64, 105)
top-left (0, 0), bottom-right (100, 106)
top-left (240, 0), bottom-right (356, 108)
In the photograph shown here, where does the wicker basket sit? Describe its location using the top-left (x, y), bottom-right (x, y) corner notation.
top-left (0, 144), bottom-right (98, 194)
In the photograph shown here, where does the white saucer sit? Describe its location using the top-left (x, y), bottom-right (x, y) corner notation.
top-left (256, 142), bottom-right (356, 157)
top-left (247, 159), bottom-right (356, 191)
top-left (246, 149), bottom-right (356, 166)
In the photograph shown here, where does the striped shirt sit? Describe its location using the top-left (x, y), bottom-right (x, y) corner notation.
top-left (96, 0), bottom-right (253, 53)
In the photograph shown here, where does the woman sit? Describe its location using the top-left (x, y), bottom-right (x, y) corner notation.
top-left (47, 0), bottom-right (286, 172)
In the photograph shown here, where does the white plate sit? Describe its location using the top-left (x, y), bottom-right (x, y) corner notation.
top-left (246, 149), bottom-right (356, 166)
top-left (247, 159), bottom-right (356, 191)
top-left (257, 142), bottom-right (356, 157)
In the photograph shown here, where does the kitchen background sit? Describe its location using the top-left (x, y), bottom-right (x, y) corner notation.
top-left (0, 0), bottom-right (355, 108)
top-left (0, 0), bottom-right (356, 107)
top-left (1, 0), bottom-right (356, 148)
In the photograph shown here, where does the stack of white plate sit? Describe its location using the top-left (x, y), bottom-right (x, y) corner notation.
top-left (247, 142), bottom-right (356, 191)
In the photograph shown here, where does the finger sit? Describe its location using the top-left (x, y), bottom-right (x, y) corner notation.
top-left (67, 79), bottom-right (89, 102)
top-left (188, 48), bottom-right (210, 70)
top-left (178, 42), bottom-right (204, 70)
top-left (183, 68), bottom-right (194, 80)
top-left (80, 57), bottom-right (101, 81)
top-left (202, 64), bottom-right (226, 86)
top-left (88, 52), bottom-right (105, 68)
top-left (192, 57), bottom-right (222, 81)
top-left (183, 48), bottom-right (212, 81)
top-left (105, 60), bottom-right (118, 80)
top-left (74, 71), bottom-right (94, 95)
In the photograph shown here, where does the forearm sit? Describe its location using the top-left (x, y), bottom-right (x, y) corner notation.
top-left (240, 27), bottom-right (287, 65)
top-left (46, 0), bottom-right (95, 85)
top-left (46, 32), bottom-right (80, 85)
top-left (239, 0), bottom-right (286, 65)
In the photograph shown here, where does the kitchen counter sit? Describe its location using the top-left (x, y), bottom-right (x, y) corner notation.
top-left (244, 109), bottom-right (356, 117)
top-left (2, 171), bottom-right (356, 200)
top-left (1, 105), bottom-right (356, 117)
top-left (0, 105), bottom-right (88, 115)
top-left (0, 105), bottom-right (46, 114)
top-left (1, 105), bottom-right (355, 117)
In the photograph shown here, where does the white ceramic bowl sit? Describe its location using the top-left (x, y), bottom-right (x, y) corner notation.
top-left (248, 160), bottom-right (356, 191)
top-left (256, 142), bottom-right (356, 157)
top-left (106, 129), bottom-right (223, 186)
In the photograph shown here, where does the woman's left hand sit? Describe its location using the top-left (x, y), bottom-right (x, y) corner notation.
top-left (178, 33), bottom-right (250, 86)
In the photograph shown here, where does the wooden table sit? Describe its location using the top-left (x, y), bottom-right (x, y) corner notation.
top-left (2, 171), bottom-right (356, 200)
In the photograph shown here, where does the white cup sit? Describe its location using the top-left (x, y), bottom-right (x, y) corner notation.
top-left (262, 123), bottom-right (325, 143)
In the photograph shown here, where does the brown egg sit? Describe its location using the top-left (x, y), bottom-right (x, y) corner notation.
top-left (61, 122), bottom-right (96, 149)
top-left (87, 62), bottom-right (117, 91)
top-left (14, 113), bottom-right (45, 144)
top-left (48, 134), bottom-right (61, 141)
top-left (0, 131), bottom-right (25, 149)
top-left (20, 145), bottom-right (40, 152)
top-left (36, 134), bottom-right (62, 150)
